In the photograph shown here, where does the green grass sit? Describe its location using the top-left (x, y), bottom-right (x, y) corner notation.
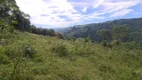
top-left (0, 31), bottom-right (142, 80)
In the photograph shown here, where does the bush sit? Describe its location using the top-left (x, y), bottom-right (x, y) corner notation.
top-left (140, 41), bottom-right (142, 49)
top-left (7, 26), bottom-right (14, 33)
top-left (0, 54), bottom-right (10, 65)
top-left (98, 64), bottom-right (115, 73)
top-left (23, 45), bottom-right (36, 58)
top-left (75, 38), bottom-right (86, 43)
top-left (124, 41), bottom-right (138, 50)
top-left (140, 41), bottom-right (142, 46)
top-left (0, 47), bottom-right (9, 64)
top-left (111, 40), bottom-right (121, 46)
top-left (106, 44), bottom-right (112, 49)
top-left (71, 43), bottom-right (93, 57)
top-left (52, 43), bottom-right (68, 57)
top-left (3, 45), bottom-right (18, 59)
top-left (101, 41), bottom-right (107, 47)
top-left (0, 39), bottom-right (8, 46)
top-left (101, 40), bottom-right (120, 49)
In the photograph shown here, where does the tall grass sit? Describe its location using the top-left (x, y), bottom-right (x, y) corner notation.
top-left (0, 31), bottom-right (142, 80)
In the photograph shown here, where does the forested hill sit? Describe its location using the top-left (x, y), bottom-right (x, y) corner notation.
top-left (63, 18), bottom-right (142, 42)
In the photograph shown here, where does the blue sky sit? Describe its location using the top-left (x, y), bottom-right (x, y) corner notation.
top-left (15, 0), bottom-right (142, 28)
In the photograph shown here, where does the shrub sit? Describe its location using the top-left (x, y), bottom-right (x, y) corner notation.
top-left (106, 44), bottom-right (112, 49)
top-left (111, 40), bottom-right (121, 46)
top-left (101, 41), bottom-right (113, 49)
top-left (33, 56), bottom-right (44, 62)
top-left (98, 64), bottom-right (115, 73)
top-left (0, 47), bottom-right (9, 64)
top-left (75, 38), bottom-right (86, 43)
top-left (71, 43), bottom-right (93, 57)
top-left (3, 46), bottom-right (18, 59)
top-left (23, 45), bottom-right (36, 58)
top-left (140, 41), bottom-right (142, 49)
top-left (7, 26), bottom-right (14, 33)
top-left (0, 46), bottom-right (5, 53)
top-left (3, 43), bottom-right (36, 59)
top-left (0, 54), bottom-right (10, 65)
top-left (101, 41), bottom-right (107, 47)
top-left (140, 41), bottom-right (142, 46)
top-left (10, 58), bottom-right (34, 80)
top-left (0, 39), bottom-right (8, 46)
top-left (124, 41), bottom-right (138, 50)
top-left (52, 43), bottom-right (68, 57)
top-left (81, 76), bottom-right (89, 80)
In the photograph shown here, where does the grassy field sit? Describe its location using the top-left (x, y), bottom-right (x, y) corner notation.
top-left (0, 31), bottom-right (142, 80)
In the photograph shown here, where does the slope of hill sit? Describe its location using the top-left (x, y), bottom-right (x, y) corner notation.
top-left (63, 18), bottom-right (142, 42)
top-left (0, 31), bottom-right (142, 80)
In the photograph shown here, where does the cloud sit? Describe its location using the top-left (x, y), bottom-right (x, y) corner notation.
top-left (101, 0), bottom-right (140, 13)
top-left (93, 0), bottom-right (104, 8)
top-left (110, 9), bottom-right (133, 17)
top-left (82, 7), bottom-right (87, 13)
top-left (16, 0), bottom-right (79, 27)
top-left (15, 0), bottom-right (142, 28)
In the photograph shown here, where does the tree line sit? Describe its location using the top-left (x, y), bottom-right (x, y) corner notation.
top-left (0, 0), bottom-right (63, 39)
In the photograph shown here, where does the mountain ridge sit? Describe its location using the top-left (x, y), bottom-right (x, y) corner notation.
top-left (62, 17), bottom-right (142, 42)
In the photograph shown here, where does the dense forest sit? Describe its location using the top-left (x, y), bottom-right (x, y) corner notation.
top-left (63, 18), bottom-right (142, 42)
top-left (0, 0), bottom-right (142, 80)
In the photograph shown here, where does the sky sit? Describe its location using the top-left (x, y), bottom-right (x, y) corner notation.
top-left (15, 0), bottom-right (142, 28)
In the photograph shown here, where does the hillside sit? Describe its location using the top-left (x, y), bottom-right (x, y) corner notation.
top-left (62, 18), bottom-right (142, 42)
top-left (0, 0), bottom-right (142, 80)
top-left (0, 31), bottom-right (142, 80)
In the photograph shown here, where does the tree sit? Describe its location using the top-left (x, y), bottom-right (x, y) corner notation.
top-left (97, 29), bottom-right (112, 41)
top-left (30, 25), bottom-right (37, 33)
top-left (112, 26), bottom-right (129, 42)
top-left (42, 29), bottom-right (48, 36)
top-left (55, 32), bottom-right (64, 39)
top-left (0, 0), bottom-right (32, 31)
top-left (0, 0), bottom-right (6, 4)
top-left (0, 0), bottom-right (27, 32)
top-left (140, 41), bottom-right (142, 46)
top-left (49, 29), bottom-right (55, 36)
top-left (14, 11), bottom-right (31, 31)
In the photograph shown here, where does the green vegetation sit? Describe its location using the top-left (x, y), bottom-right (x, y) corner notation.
top-left (63, 18), bottom-right (142, 42)
top-left (0, 0), bottom-right (63, 39)
top-left (0, 0), bottom-right (142, 80)
top-left (0, 31), bottom-right (142, 80)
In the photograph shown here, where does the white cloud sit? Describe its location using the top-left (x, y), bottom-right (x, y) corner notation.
top-left (15, 0), bottom-right (142, 28)
top-left (86, 0), bottom-right (141, 18)
top-left (110, 9), bottom-right (133, 17)
top-left (93, 0), bottom-right (104, 8)
top-left (82, 7), bottom-right (87, 13)
top-left (16, 0), bottom-right (79, 27)
top-left (102, 0), bottom-right (140, 13)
